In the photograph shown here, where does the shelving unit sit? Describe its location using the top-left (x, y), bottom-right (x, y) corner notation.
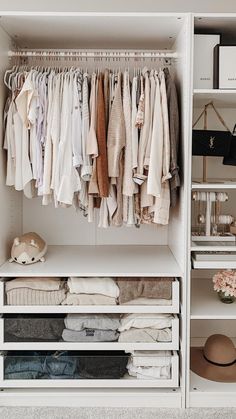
top-left (188, 13), bottom-right (236, 409)
top-left (0, 9), bottom-right (236, 410)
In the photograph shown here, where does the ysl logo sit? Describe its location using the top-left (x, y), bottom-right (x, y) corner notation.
top-left (209, 136), bottom-right (215, 149)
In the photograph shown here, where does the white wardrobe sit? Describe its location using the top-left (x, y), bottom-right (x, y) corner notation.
top-left (0, 11), bottom-right (234, 409)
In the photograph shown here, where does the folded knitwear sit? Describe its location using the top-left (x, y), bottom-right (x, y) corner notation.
top-left (5, 278), bottom-right (65, 292)
top-left (61, 293), bottom-right (117, 305)
top-left (127, 363), bottom-right (171, 379)
top-left (116, 277), bottom-right (173, 304)
top-left (6, 288), bottom-right (66, 305)
top-left (67, 277), bottom-right (119, 298)
top-left (77, 351), bottom-right (129, 379)
top-left (118, 327), bottom-right (172, 342)
top-left (64, 313), bottom-right (120, 331)
top-left (129, 350), bottom-right (172, 367)
top-left (62, 328), bottom-right (119, 342)
top-left (119, 313), bottom-right (173, 332)
top-left (4, 315), bottom-right (65, 342)
top-left (122, 297), bottom-right (172, 305)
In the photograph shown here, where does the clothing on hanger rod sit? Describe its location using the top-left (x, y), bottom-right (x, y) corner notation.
top-left (8, 49), bottom-right (178, 59)
top-left (3, 65), bottom-right (180, 228)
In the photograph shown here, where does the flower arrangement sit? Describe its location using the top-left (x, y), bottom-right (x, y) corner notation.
top-left (213, 270), bottom-right (236, 303)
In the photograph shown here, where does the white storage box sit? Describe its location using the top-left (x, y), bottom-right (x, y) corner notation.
top-left (214, 45), bottom-right (236, 89)
top-left (194, 34), bottom-right (220, 89)
top-left (0, 351), bottom-right (179, 388)
top-left (0, 278), bottom-right (180, 314)
top-left (0, 314), bottom-right (179, 351)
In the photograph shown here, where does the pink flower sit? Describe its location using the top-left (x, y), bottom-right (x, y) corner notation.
top-left (212, 270), bottom-right (236, 297)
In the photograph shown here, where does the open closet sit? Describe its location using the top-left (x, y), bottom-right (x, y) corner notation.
top-left (0, 12), bottom-right (190, 408)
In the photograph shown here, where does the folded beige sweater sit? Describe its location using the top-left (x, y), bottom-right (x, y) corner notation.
top-left (6, 288), bottom-right (66, 306)
top-left (116, 277), bottom-right (173, 304)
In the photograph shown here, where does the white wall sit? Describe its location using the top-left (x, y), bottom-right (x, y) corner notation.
top-left (0, 26), bottom-right (22, 265)
top-left (0, 0), bottom-right (236, 13)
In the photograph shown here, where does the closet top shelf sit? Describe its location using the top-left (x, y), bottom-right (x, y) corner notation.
top-left (0, 14), bottom-right (184, 50)
top-left (0, 245), bottom-right (182, 277)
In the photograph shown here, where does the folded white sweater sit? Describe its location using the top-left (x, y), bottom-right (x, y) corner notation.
top-left (127, 363), bottom-right (171, 380)
top-left (119, 313), bottom-right (173, 332)
top-left (130, 350), bottom-right (172, 367)
top-left (67, 277), bottom-right (119, 298)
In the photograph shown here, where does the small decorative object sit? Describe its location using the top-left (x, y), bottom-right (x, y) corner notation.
top-left (9, 232), bottom-right (47, 265)
top-left (192, 191), bottom-right (235, 241)
top-left (213, 270), bottom-right (236, 304)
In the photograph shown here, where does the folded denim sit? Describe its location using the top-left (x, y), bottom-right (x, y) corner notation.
top-left (62, 328), bottom-right (119, 342)
top-left (5, 351), bottom-right (77, 379)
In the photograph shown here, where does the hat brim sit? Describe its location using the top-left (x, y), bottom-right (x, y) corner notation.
top-left (191, 347), bottom-right (236, 383)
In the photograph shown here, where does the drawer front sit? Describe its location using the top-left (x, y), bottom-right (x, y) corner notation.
top-left (0, 315), bottom-right (179, 350)
top-left (0, 278), bottom-right (179, 314)
top-left (0, 351), bottom-right (179, 388)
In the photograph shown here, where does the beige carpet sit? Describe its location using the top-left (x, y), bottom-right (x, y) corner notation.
top-left (0, 408), bottom-right (236, 419)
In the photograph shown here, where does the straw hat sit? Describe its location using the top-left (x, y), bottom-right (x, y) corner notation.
top-left (191, 334), bottom-right (236, 382)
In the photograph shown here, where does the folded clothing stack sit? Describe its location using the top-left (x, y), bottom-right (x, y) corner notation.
top-left (127, 350), bottom-right (172, 379)
top-left (118, 314), bottom-right (173, 342)
top-left (5, 278), bottom-right (66, 305)
top-left (4, 315), bottom-right (65, 342)
top-left (62, 277), bottom-right (119, 305)
top-left (77, 351), bottom-right (129, 379)
top-left (4, 351), bottom-right (78, 379)
top-left (4, 351), bottom-right (129, 380)
top-left (62, 314), bottom-right (120, 342)
top-left (116, 277), bottom-right (173, 305)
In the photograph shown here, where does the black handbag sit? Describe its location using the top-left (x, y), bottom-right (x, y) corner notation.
top-left (192, 102), bottom-right (232, 157)
top-left (223, 124), bottom-right (236, 166)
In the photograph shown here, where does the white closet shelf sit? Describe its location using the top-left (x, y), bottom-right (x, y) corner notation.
top-left (0, 342), bottom-right (178, 351)
top-left (0, 306), bottom-right (177, 314)
top-left (191, 241), bottom-right (236, 252)
top-left (193, 89), bottom-right (236, 108)
top-left (190, 371), bottom-right (236, 407)
top-left (191, 278), bottom-right (236, 320)
top-left (192, 258), bottom-right (236, 269)
top-left (0, 245), bottom-right (182, 277)
top-left (192, 180), bottom-right (236, 189)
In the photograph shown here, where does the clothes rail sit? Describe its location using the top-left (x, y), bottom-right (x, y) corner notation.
top-left (8, 49), bottom-right (178, 59)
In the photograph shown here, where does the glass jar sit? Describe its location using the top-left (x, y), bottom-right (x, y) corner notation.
top-left (218, 290), bottom-right (235, 304)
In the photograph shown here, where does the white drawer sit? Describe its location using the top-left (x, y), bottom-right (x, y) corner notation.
top-left (0, 351), bottom-right (179, 388)
top-left (0, 315), bottom-right (179, 350)
top-left (0, 278), bottom-right (180, 313)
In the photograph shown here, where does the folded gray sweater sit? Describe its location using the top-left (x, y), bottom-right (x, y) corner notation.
top-left (62, 328), bottom-right (119, 342)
